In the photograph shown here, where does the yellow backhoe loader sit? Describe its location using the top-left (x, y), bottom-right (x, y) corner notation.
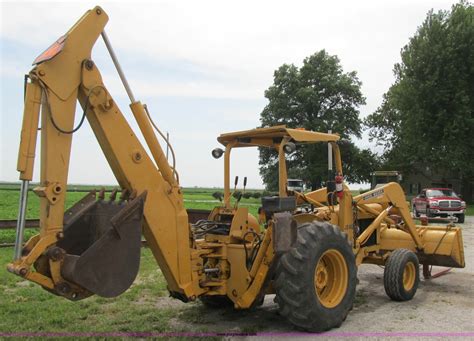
top-left (8, 6), bottom-right (465, 332)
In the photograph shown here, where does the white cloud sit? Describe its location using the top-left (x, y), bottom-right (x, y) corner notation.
top-left (1, 0), bottom-right (454, 101)
top-left (0, 0), bottom-right (456, 186)
top-left (104, 72), bottom-right (266, 100)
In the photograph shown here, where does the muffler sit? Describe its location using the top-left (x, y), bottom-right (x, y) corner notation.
top-left (51, 190), bottom-right (147, 298)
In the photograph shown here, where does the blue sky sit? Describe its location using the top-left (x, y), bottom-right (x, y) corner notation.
top-left (0, 0), bottom-right (455, 188)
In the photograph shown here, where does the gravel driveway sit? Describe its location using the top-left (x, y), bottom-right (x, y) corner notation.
top-left (328, 216), bottom-right (473, 334)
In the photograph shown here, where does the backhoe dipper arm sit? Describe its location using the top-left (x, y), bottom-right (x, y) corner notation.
top-left (8, 6), bottom-right (200, 300)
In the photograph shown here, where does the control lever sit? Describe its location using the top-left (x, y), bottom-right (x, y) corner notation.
top-left (235, 176), bottom-right (247, 209)
top-left (230, 176), bottom-right (239, 208)
top-left (231, 176), bottom-right (239, 197)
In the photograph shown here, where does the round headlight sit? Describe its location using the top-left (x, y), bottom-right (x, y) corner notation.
top-left (211, 148), bottom-right (224, 159)
top-left (283, 142), bottom-right (296, 154)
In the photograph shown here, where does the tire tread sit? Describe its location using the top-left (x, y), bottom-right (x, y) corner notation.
top-left (274, 221), bottom-right (357, 332)
top-left (383, 248), bottom-right (419, 301)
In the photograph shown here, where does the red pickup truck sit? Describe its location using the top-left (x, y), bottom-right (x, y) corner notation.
top-left (412, 188), bottom-right (466, 223)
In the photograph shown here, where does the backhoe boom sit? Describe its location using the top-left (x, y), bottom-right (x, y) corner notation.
top-left (8, 6), bottom-right (198, 300)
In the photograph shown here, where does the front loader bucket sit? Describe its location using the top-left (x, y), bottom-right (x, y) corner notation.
top-left (380, 224), bottom-right (465, 268)
top-left (416, 225), bottom-right (465, 268)
top-left (57, 191), bottom-right (147, 298)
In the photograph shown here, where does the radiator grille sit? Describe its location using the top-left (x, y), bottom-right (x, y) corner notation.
top-left (450, 200), bottom-right (461, 208)
top-left (438, 200), bottom-right (461, 208)
top-left (439, 201), bottom-right (449, 208)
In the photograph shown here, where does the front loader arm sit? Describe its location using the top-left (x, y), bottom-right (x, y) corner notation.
top-left (354, 182), bottom-right (424, 250)
top-left (8, 6), bottom-right (200, 301)
top-left (353, 183), bottom-right (464, 269)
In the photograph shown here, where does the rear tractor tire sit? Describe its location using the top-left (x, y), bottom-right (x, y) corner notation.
top-left (274, 221), bottom-right (357, 332)
top-left (383, 248), bottom-right (419, 301)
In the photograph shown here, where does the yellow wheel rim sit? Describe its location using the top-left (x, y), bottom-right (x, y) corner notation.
top-left (403, 262), bottom-right (416, 291)
top-left (314, 249), bottom-right (348, 308)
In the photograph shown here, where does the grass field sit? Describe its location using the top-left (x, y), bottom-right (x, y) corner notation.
top-left (0, 185), bottom-right (258, 334)
top-left (0, 186), bottom-right (260, 244)
top-left (0, 247), bottom-right (170, 333)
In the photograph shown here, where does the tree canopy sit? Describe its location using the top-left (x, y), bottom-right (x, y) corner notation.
top-left (365, 1), bottom-right (474, 181)
top-left (259, 50), bottom-right (378, 190)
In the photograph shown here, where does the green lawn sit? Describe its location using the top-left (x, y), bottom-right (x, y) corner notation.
top-left (0, 186), bottom-right (261, 218)
top-left (0, 247), bottom-right (215, 334)
top-left (0, 185), bottom-right (259, 335)
top-left (0, 186), bottom-right (260, 243)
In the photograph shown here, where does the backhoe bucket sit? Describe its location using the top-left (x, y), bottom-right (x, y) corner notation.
top-left (57, 191), bottom-right (147, 298)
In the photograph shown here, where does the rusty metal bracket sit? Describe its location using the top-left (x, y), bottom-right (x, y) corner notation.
top-left (272, 212), bottom-right (297, 254)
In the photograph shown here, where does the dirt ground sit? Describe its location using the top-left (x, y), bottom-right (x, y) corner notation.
top-left (162, 217), bottom-right (474, 338)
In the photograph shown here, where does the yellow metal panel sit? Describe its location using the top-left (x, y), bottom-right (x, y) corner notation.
top-left (379, 226), bottom-right (465, 268)
top-left (286, 129), bottom-right (340, 142)
top-left (226, 244), bottom-right (250, 302)
top-left (129, 102), bottom-right (177, 187)
top-left (38, 87), bottom-right (79, 237)
top-left (80, 67), bottom-right (193, 294)
top-left (217, 125), bottom-right (340, 146)
top-left (354, 182), bottom-right (424, 249)
top-left (35, 7), bottom-right (108, 101)
top-left (223, 143), bottom-right (235, 208)
top-left (229, 207), bottom-right (249, 239)
top-left (17, 80), bottom-right (42, 180)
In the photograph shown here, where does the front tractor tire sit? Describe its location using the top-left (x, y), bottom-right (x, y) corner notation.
top-left (383, 249), bottom-right (420, 301)
top-left (274, 222), bottom-right (357, 332)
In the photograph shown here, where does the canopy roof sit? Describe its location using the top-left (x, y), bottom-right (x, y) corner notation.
top-left (217, 125), bottom-right (340, 147)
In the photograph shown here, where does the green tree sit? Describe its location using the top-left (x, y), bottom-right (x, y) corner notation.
top-left (365, 1), bottom-right (474, 190)
top-left (259, 50), bottom-right (377, 190)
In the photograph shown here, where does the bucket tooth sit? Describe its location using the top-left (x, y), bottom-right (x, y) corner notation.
top-left (109, 188), bottom-right (118, 201)
top-left (119, 188), bottom-right (130, 203)
top-left (98, 187), bottom-right (105, 200)
top-left (56, 191), bottom-right (147, 298)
